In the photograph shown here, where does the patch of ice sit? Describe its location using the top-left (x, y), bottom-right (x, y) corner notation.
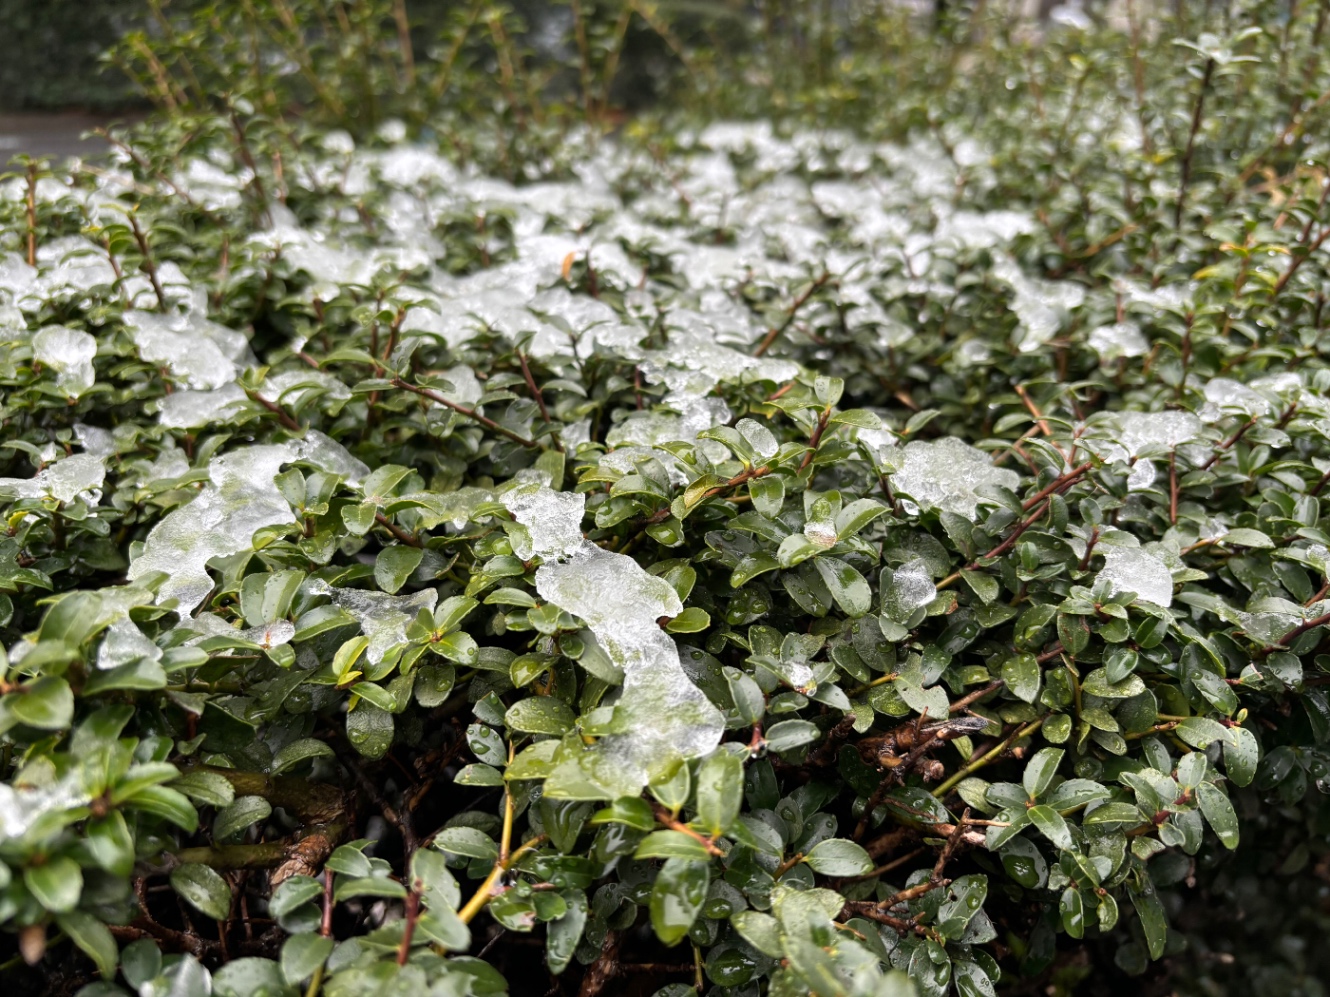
top-left (1096, 545), bottom-right (1174, 607)
top-left (539, 546), bottom-right (724, 791)
top-left (157, 384), bottom-right (247, 429)
top-left (736, 418), bottom-right (778, 460)
top-left (314, 584), bottom-right (437, 664)
top-left (0, 772), bottom-right (90, 844)
top-left (129, 434), bottom-right (364, 612)
top-left (1202, 377), bottom-right (1271, 418)
top-left (883, 557), bottom-right (936, 620)
top-left (1088, 322), bottom-right (1148, 362)
top-left (74, 424), bottom-right (116, 459)
top-left (97, 619), bottom-right (163, 671)
top-left (501, 482), bottom-right (586, 561)
top-left (258, 369), bottom-right (351, 408)
top-left (0, 453), bottom-right (105, 504)
top-left (993, 257), bottom-right (1085, 352)
top-left (1114, 411), bottom-right (1203, 455)
top-left (32, 326), bottom-right (96, 397)
top-left (124, 310), bottom-right (251, 390)
top-left (891, 438), bottom-right (1019, 520)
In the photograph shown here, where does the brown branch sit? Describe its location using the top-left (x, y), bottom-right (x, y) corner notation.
top-left (375, 512), bottom-right (422, 548)
top-left (650, 802), bottom-right (723, 858)
top-left (245, 389), bottom-right (302, 432)
top-left (1201, 418), bottom-right (1258, 470)
top-left (127, 211), bottom-right (168, 311)
top-left (25, 163), bottom-right (38, 267)
top-left (390, 377), bottom-right (539, 448)
top-left (1175, 58), bottom-right (1215, 232)
top-left (516, 350), bottom-right (562, 452)
top-left (753, 270), bottom-right (832, 357)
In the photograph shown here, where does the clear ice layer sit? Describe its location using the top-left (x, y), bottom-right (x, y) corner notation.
top-left (891, 438), bottom-right (1019, 521)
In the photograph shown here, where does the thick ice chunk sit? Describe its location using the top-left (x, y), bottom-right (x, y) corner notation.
top-left (124, 310), bottom-right (242, 390)
top-left (1088, 322), bottom-right (1148, 361)
top-left (157, 384), bottom-right (247, 429)
top-left (883, 557), bottom-right (936, 620)
top-left (500, 482), bottom-right (587, 561)
top-left (1096, 545), bottom-right (1173, 607)
top-left (311, 584), bottom-right (437, 664)
top-left (538, 547), bottom-right (724, 791)
top-left (129, 434), bottom-right (364, 612)
top-left (32, 325), bottom-right (96, 398)
top-left (891, 438), bottom-right (1019, 520)
top-left (0, 453), bottom-right (105, 504)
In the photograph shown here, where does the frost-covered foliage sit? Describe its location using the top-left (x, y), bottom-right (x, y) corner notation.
top-left (4, 2), bottom-right (1330, 996)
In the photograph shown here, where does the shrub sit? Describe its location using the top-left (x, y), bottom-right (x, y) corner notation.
top-left (3, 2), bottom-right (1330, 996)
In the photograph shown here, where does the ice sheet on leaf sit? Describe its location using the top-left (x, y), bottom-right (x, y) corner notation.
top-left (0, 453), bottom-right (105, 504)
top-left (0, 772), bottom-right (90, 844)
top-left (890, 438), bottom-right (1019, 521)
top-left (32, 325), bottom-right (96, 397)
top-left (1110, 411), bottom-right (1203, 457)
top-left (502, 486), bottom-right (723, 794)
top-left (883, 557), bottom-right (936, 620)
top-left (1096, 545), bottom-right (1174, 607)
top-left (157, 384), bottom-right (247, 429)
top-left (258, 369), bottom-right (352, 408)
top-left (406, 486), bottom-right (495, 530)
top-left (539, 548), bottom-right (724, 793)
top-left (500, 483), bottom-right (586, 561)
top-left (1088, 322), bottom-right (1148, 362)
top-left (97, 619), bottom-right (163, 671)
top-left (74, 423), bottom-right (116, 459)
top-left (124, 310), bottom-right (251, 390)
top-left (308, 583), bottom-right (437, 664)
top-left (1202, 377), bottom-right (1272, 419)
top-left (992, 257), bottom-right (1085, 352)
top-left (129, 434), bottom-right (364, 612)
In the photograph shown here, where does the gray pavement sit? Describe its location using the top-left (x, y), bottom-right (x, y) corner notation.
top-left (0, 112), bottom-right (129, 164)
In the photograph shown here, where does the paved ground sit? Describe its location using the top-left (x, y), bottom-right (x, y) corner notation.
top-left (0, 112), bottom-right (131, 163)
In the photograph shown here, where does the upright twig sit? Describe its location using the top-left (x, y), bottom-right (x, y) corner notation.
top-left (1175, 58), bottom-right (1215, 232)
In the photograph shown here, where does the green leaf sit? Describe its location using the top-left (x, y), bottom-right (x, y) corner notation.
top-left (281, 933), bottom-right (333, 985)
top-left (56, 911), bottom-right (118, 977)
top-left (1176, 716), bottom-right (1230, 749)
top-left (10, 676), bottom-right (74, 730)
top-left (1027, 805), bottom-right (1072, 850)
top-left (1129, 877), bottom-right (1169, 960)
top-left (546, 891), bottom-right (588, 974)
top-left (590, 797), bottom-right (657, 832)
top-left (1022, 747), bottom-right (1064, 800)
top-left (346, 703), bottom-right (394, 758)
top-left (212, 957), bottom-right (293, 997)
top-left (635, 830), bottom-right (713, 861)
top-left (749, 475), bottom-right (785, 518)
top-left (86, 812), bottom-right (135, 876)
top-left (433, 827), bottom-right (499, 861)
top-left (813, 557), bottom-right (873, 617)
top-left (1223, 726), bottom-right (1260, 787)
top-left (1002, 653), bottom-right (1041, 703)
top-left (123, 785), bottom-right (199, 832)
top-left (765, 719), bottom-right (821, 752)
top-left (696, 750), bottom-right (744, 836)
top-left (171, 862), bottom-right (232, 920)
top-left (506, 696), bottom-right (576, 735)
top-left (804, 838), bottom-right (873, 876)
top-left (375, 544), bottom-right (423, 594)
top-left (1081, 669), bottom-right (1146, 699)
top-left (664, 606), bottom-right (711, 633)
top-left (270, 738), bottom-right (337, 775)
top-left (1196, 782), bottom-right (1239, 849)
top-left (650, 858), bottom-right (709, 946)
top-left (214, 795), bottom-right (273, 840)
top-left (25, 855), bottom-right (83, 913)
